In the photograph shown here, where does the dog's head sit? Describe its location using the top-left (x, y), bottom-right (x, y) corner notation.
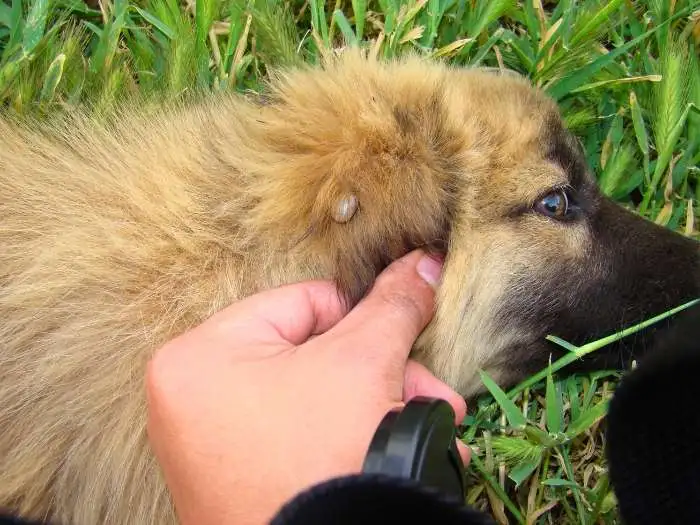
top-left (236, 51), bottom-right (699, 396)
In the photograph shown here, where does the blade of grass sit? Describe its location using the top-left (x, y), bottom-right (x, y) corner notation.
top-left (630, 90), bottom-right (651, 182)
top-left (332, 9), bottom-right (357, 47)
top-left (546, 5), bottom-right (694, 101)
top-left (0, 2), bottom-right (11, 27)
top-left (566, 376), bottom-right (581, 422)
top-left (468, 27), bottom-right (504, 67)
top-left (545, 335), bottom-right (578, 353)
top-left (3, 0), bottom-right (24, 62)
top-left (507, 298), bottom-right (700, 397)
top-left (351, 0), bottom-right (366, 41)
top-left (479, 370), bottom-right (528, 429)
top-left (545, 361), bottom-right (563, 435)
top-left (509, 458), bottom-right (540, 488)
top-left (568, 0), bottom-right (625, 48)
top-left (309, 0), bottom-right (330, 53)
top-left (39, 52), bottom-right (65, 107)
top-left (557, 447), bottom-right (586, 525)
top-left (22, 0), bottom-right (49, 56)
top-left (194, 0), bottom-right (214, 88)
top-left (133, 6), bottom-right (175, 39)
top-left (565, 400), bottom-right (607, 440)
top-left (469, 454), bottom-right (526, 524)
top-left (568, 74), bottom-right (662, 94)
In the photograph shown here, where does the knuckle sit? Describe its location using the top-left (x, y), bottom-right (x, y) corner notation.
top-left (379, 290), bottom-right (426, 326)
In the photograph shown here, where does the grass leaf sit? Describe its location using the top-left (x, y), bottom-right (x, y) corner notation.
top-left (39, 52), bottom-right (65, 106)
top-left (509, 458), bottom-right (540, 488)
top-left (470, 454), bottom-right (526, 524)
top-left (22, 0), bottom-right (49, 56)
top-left (0, 2), bottom-right (13, 28)
top-left (630, 90), bottom-right (650, 180)
top-left (510, 298), bottom-right (700, 397)
top-left (479, 370), bottom-right (528, 429)
top-left (133, 6), bottom-right (175, 40)
top-left (546, 5), bottom-right (693, 101)
top-left (568, 0), bottom-right (625, 48)
top-left (332, 9), bottom-right (358, 47)
top-left (545, 363), bottom-right (563, 435)
top-left (542, 478), bottom-right (580, 487)
top-left (566, 400), bottom-right (608, 440)
top-left (351, 0), bottom-right (366, 41)
top-left (544, 335), bottom-right (579, 353)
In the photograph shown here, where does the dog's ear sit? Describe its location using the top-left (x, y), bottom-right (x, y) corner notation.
top-left (238, 59), bottom-right (467, 306)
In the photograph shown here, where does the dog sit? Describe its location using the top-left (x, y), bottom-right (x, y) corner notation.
top-left (1, 51), bottom-right (698, 524)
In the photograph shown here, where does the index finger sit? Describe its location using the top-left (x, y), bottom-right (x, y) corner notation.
top-left (184, 280), bottom-right (350, 351)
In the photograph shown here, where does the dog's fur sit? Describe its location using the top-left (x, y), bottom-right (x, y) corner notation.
top-left (0, 52), bottom-right (698, 524)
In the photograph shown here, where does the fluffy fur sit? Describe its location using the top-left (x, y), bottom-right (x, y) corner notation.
top-left (0, 51), bottom-right (698, 524)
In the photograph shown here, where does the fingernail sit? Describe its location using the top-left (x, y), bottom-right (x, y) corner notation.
top-left (416, 253), bottom-right (443, 287)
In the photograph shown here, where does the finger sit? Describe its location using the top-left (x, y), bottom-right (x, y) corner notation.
top-left (403, 360), bottom-right (467, 426)
top-left (186, 280), bottom-right (350, 350)
top-left (329, 250), bottom-right (443, 364)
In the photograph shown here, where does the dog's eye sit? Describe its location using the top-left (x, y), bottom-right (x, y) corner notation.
top-left (535, 190), bottom-right (569, 218)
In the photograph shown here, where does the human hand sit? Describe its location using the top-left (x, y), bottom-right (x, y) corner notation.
top-left (145, 250), bottom-right (469, 525)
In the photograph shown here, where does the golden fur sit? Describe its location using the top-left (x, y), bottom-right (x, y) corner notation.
top-left (0, 51), bottom-right (695, 524)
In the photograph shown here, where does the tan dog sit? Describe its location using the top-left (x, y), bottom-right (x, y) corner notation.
top-left (1, 51), bottom-right (698, 524)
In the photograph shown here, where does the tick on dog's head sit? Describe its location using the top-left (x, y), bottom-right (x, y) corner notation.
top-left (222, 51), bottom-right (699, 396)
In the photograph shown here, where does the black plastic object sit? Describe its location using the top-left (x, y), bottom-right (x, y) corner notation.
top-left (361, 396), bottom-right (466, 501)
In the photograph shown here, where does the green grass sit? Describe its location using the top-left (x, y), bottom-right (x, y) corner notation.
top-left (2, 0), bottom-right (699, 523)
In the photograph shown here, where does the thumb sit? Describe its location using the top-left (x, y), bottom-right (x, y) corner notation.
top-left (327, 250), bottom-right (443, 366)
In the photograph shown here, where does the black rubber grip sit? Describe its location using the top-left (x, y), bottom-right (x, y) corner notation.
top-left (361, 396), bottom-right (466, 501)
